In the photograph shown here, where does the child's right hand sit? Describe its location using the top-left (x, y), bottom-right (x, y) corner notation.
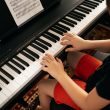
top-left (61, 33), bottom-right (89, 52)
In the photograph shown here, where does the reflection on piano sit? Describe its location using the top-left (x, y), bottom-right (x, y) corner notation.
top-left (0, 0), bottom-right (106, 109)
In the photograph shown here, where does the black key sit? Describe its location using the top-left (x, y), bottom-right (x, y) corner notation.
top-left (69, 11), bottom-right (84, 20)
top-left (51, 27), bottom-right (63, 35)
top-left (6, 63), bottom-right (21, 74)
top-left (43, 33), bottom-right (57, 43)
top-left (53, 25), bottom-right (67, 33)
top-left (0, 68), bottom-right (14, 80)
top-left (61, 18), bottom-right (74, 27)
top-left (64, 17), bottom-right (77, 25)
top-left (45, 31), bottom-right (60, 41)
top-left (93, 0), bottom-right (102, 3)
top-left (56, 23), bottom-right (70, 31)
top-left (15, 56), bottom-right (29, 67)
top-left (85, 0), bottom-right (99, 6)
top-left (76, 6), bottom-right (90, 14)
top-left (67, 14), bottom-right (81, 21)
top-left (0, 75), bottom-right (9, 84)
top-left (24, 48), bottom-right (40, 59)
top-left (30, 44), bottom-right (45, 53)
top-left (73, 10), bottom-right (86, 17)
top-left (11, 59), bottom-right (25, 70)
top-left (70, 14), bottom-right (83, 21)
top-left (78, 6), bottom-right (92, 12)
top-left (38, 38), bottom-right (52, 47)
top-left (21, 51), bottom-right (35, 61)
top-left (82, 2), bottom-right (96, 9)
top-left (0, 87), bottom-right (2, 91)
top-left (33, 40), bottom-right (48, 50)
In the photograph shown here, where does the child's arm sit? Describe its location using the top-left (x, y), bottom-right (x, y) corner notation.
top-left (41, 54), bottom-right (110, 110)
top-left (61, 33), bottom-right (110, 53)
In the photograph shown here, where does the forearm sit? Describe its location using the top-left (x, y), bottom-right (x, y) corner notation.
top-left (86, 39), bottom-right (110, 53)
top-left (57, 73), bottom-right (89, 110)
top-left (55, 70), bottom-right (108, 110)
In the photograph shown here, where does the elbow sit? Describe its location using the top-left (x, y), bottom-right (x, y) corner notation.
top-left (78, 98), bottom-right (96, 110)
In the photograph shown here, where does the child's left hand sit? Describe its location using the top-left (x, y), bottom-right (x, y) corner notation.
top-left (41, 54), bottom-right (65, 79)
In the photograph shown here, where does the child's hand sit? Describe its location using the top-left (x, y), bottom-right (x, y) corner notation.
top-left (41, 54), bottom-right (65, 79)
top-left (61, 33), bottom-right (88, 52)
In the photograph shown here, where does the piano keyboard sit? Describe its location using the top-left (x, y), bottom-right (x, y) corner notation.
top-left (0, 0), bottom-right (106, 108)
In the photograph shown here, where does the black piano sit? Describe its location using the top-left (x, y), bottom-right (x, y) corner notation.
top-left (0, 0), bottom-right (106, 109)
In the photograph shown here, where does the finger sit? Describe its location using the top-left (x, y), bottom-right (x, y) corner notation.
top-left (42, 55), bottom-right (53, 63)
top-left (64, 33), bottom-right (79, 40)
top-left (42, 57), bottom-right (51, 63)
top-left (65, 47), bottom-right (77, 52)
top-left (63, 33), bottom-right (74, 37)
top-left (61, 35), bottom-right (74, 42)
top-left (41, 60), bottom-right (49, 66)
top-left (36, 105), bottom-right (42, 110)
top-left (56, 57), bottom-right (60, 62)
top-left (56, 58), bottom-right (62, 64)
top-left (71, 32), bottom-right (77, 36)
top-left (42, 66), bottom-right (48, 72)
top-left (45, 54), bottom-right (55, 61)
top-left (61, 40), bottom-right (72, 45)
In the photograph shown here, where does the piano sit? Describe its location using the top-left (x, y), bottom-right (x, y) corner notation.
top-left (0, 0), bottom-right (106, 109)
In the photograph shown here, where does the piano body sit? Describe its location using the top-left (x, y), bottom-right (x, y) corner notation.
top-left (0, 0), bottom-right (106, 109)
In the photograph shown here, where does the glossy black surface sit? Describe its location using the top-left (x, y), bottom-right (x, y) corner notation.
top-left (0, 0), bottom-right (83, 66)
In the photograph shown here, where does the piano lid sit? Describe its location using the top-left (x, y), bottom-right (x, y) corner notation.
top-left (0, 0), bottom-right (61, 42)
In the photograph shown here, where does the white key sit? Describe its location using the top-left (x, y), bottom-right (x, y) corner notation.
top-left (17, 53), bottom-right (33, 64)
top-left (81, 4), bottom-right (93, 10)
top-left (58, 21), bottom-right (73, 30)
top-left (89, 0), bottom-right (100, 4)
top-left (65, 16), bottom-right (79, 24)
top-left (71, 1), bottom-right (106, 35)
top-left (0, 71), bottom-right (11, 83)
top-left (13, 58), bottom-right (27, 68)
top-left (35, 40), bottom-right (48, 49)
top-left (48, 29), bottom-right (62, 39)
top-left (0, 79), bottom-right (20, 94)
top-left (32, 42), bottom-right (45, 51)
top-left (16, 55), bottom-right (41, 78)
top-left (40, 36), bottom-right (55, 45)
top-left (40, 36), bottom-right (58, 54)
top-left (8, 61), bottom-right (22, 72)
top-left (40, 36), bottom-right (56, 49)
top-left (0, 91), bottom-right (8, 108)
top-left (2, 65), bottom-right (18, 78)
top-left (27, 45), bottom-right (42, 57)
top-left (2, 65), bottom-right (26, 85)
top-left (20, 60), bottom-right (42, 81)
top-left (74, 9), bottom-right (87, 16)
top-left (0, 83), bottom-right (11, 97)
top-left (8, 61), bottom-right (32, 81)
top-left (23, 50), bottom-right (36, 60)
